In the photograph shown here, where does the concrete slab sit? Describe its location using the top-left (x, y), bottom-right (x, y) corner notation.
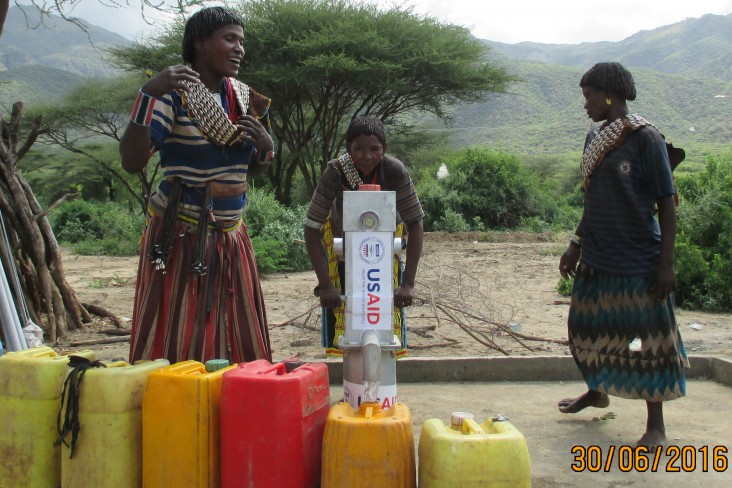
top-left (323, 356), bottom-right (731, 487)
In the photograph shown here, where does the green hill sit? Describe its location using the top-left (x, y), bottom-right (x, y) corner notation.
top-left (427, 14), bottom-right (732, 160)
top-left (0, 65), bottom-right (83, 107)
top-left (431, 60), bottom-right (732, 160)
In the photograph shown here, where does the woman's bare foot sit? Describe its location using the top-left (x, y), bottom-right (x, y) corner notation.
top-left (637, 429), bottom-right (666, 448)
top-left (558, 390), bottom-right (610, 413)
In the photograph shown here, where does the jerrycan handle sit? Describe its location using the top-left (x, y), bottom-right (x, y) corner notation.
top-left (260, 362), bottom-right (287, 376)
top-left (164, 360), bottom-right (206, 375)
top-left (462, 418), bottom-right (485, 435)
top-left (102, 360), bottom-right (130, 368)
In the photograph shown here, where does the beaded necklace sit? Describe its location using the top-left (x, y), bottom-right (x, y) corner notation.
top-left (580, 114), bottom-right (653, 189)
top-left (337, 153), bottom-right (364, 189)
top-left (179, 78), bottom-right (250, 146)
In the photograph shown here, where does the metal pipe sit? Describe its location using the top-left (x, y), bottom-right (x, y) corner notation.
top-left (360, 330), bottom-right (381, 383)
top-left (0, 256), bottom-right (26, 351)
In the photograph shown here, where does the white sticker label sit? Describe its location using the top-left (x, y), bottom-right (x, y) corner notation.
top-left (343, 380), bottom-right (398, 410)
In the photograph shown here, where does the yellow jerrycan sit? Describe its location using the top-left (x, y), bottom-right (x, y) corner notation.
top-left (0, 346), bottom-right (95, 488)
top-left (142, 359), bottom-right (235, 488)
top-left (321, 401), bottom-right (416, 488)
top-left (418, 412), bottom-right (531, 487)
top-left (59, 358), bottom-right (169, 488)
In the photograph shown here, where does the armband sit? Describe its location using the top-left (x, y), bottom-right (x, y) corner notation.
top-left (257, 147), bottom-right (275, 164)
top-left (131, 89), bottom-right (156, 126)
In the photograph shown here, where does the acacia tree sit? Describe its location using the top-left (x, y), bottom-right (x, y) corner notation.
top-left (34, 74), bottom-right (158, 215)
top-left (112, 0), bottom-right (518, 205)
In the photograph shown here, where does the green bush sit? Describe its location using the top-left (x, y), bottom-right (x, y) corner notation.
top-left (49, 200), bottom-right (144, 256)
top-left (250, 237), bottom-right (289, 274)
top-left (244, 187), bottom-right (311, 273)
top-left (674, 153), bottom-right (732, 311)
top-left (432, 209), bottom-right (471, 233)
top-left (417, 147), bottom-right (559, 231)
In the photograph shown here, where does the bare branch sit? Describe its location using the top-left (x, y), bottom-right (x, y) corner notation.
top-left (34, 192), bottom-right (79, 220)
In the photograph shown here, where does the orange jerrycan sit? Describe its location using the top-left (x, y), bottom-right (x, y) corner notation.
top-left (0, 346), bottom-right (95, 488)
top-left (221, 360), bottom-right (330, 488)
top-left (321, 401), bottom-right (416, 488)
top-left (142, 359), bottom-right (235, 488)
top-left (59, 358), bottom-right (169, 488)
top-left (418, 412), bottom-right (531, 487)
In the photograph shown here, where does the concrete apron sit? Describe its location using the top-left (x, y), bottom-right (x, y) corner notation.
top-left (322, 356), bottom-right (732, 488)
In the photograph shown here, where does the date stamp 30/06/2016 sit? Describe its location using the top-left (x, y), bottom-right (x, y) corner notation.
top-left (570, 445), bottom-right (729, 473)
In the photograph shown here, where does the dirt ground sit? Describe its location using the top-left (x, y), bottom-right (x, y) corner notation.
top-left (57, 231), bottom-right (732, 362)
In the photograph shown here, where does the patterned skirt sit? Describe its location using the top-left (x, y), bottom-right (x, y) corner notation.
top-left (128, 214), bottom-right (270, 364)
top-left (320, 216), bottom-right (408, 358)
top-left (568, 264), bottom-right (687, 402)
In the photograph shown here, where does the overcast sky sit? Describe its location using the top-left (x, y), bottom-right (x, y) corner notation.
top-left (68, 0), bottom-right (732, 44)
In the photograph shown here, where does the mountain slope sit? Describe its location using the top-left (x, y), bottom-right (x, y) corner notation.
top-left (485, 13), bottom-right (732, 81)
top-left (0, 5), bottom-right (130, 106)
top-left (426, 59), bottom-right (732, 158)
top-left (1, 5), bottom-right (130, 75)
top-left (0, 65), bottom-right (83, 106)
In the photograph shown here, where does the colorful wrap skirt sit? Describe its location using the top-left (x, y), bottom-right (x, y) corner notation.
top-left (568, 264), bottom-right (687, 402)
top-left (128, 211), bottom-right (271, 364)
top-left (320, 216), bottom-right (408, 358)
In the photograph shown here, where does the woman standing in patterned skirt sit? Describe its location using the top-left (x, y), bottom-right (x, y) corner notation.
top-left (119, 7), bottom-right (273, 364)
top-left (558, 62), bottom-right (687, 447)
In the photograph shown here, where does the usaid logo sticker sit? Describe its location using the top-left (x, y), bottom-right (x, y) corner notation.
top-left (359, 237), bottom-right (386, 264)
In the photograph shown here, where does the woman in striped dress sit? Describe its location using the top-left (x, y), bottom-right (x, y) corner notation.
top-left (558, 62), bottom-right (687, 447)
top-left (119, 7), bottom-right (273, 364)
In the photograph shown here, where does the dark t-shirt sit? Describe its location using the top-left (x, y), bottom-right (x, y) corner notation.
top-left (580, 126), bottom-right (675, 276)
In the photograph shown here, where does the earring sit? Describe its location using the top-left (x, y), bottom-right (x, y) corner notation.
top-left (605, 98), bottom-right (612, 105)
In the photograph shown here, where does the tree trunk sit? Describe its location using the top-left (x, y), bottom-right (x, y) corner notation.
top-left (1, 102), bottom-right (93, 342)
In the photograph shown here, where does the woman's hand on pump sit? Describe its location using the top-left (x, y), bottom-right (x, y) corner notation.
top-left (317, 283), bottom-right (342, 309)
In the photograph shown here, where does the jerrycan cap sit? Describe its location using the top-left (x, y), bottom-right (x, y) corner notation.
top-left (205, 359), bottom-right (230, 372)
top-left (450, 411), bottom-right (474, 428)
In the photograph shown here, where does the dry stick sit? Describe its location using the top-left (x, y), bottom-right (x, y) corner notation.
top-left (422, 294), bottom-right (567, 346)
top-left (408, 323), bottom-right (436, 330)
top-left (34, 192), bottom-right (79, 221)
top-left (409, 337), bottom-right (459, 350)
top-left (421, 290), bottom-right (525, 350)
top-left (453, 307), bottom-right (512, 354)
top-left (435, 303), bottom-right (509, 355)
top-left (82, 303), bottom-right (126, 328)
top-left (103, 328), bottom-right (132, 336)
top-left (428, 287), bottom-right (442, 330)
top-left (270, 304), bottom-right (319, 329)
top-left (70, 336), bottom-right (130, 347)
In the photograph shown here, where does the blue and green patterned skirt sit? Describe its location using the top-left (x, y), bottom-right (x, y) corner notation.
top-left (568, 264), bottom-right (687, 402)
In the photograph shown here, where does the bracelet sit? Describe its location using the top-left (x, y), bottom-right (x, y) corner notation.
top-left (257, 147), bottom-right (275, 164)
top-left (130, 89), bottom-right (156, 126)
top-left (569, 235), bottom-right (582, 248)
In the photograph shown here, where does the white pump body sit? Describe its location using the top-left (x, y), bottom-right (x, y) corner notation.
top-left (333, 189), bottom-right (402, 410)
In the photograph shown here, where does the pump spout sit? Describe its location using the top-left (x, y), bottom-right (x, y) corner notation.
top-left (361, 330), bottom-right (381, 383)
